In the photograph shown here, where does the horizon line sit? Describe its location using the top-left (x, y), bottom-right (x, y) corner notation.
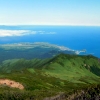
top-left (0, 24), bottom-right (100, 27)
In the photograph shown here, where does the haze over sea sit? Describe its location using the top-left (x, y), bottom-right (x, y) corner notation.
top-left (0, 25), bottom-right (100, 58)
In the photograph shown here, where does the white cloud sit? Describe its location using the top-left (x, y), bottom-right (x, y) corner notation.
top-left (38, 31), bottom-right (45, 34)
top-left (0, 30), bottom-right (37, 37)
top-left (0, 30), bottom-right (56, 37)
top-left (47, 32), bottom-right (56, 34)
top-left (39, 31), bottom-right (56, 34)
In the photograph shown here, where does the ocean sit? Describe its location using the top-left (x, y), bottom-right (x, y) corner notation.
top-left (0, 25), bottom-right (100, 58)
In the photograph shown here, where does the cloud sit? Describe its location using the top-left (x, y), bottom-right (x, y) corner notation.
top-left (47, 32), bottom-right (56, 34)
top-left (39, 31), bottom-right (56, 34)
top-left (0, 30), bottom-right (56, 37)
top-left (0, 30), bottom-right (37, 37)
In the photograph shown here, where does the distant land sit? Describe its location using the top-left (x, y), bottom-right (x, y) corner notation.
top-left (0, 42), bottom-right (86, 62)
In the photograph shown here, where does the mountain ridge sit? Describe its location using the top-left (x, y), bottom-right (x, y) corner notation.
top-left (0, 53), bottom-right (100, 99)
top-left (0, 54), bottom-right (100, 83)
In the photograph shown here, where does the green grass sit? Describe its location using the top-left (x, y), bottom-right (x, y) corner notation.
top-left (0, 54), bottom-right (100, 99)
top-left (27, 68), bottom-right (35, 73)
top-left (42, 54), bottom-right (100, 83)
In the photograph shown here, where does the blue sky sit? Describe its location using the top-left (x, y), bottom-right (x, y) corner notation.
top-left (0, 0), bottom-right (100, 26)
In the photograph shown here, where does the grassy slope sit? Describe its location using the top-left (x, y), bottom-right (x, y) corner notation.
top-left (0, 54), bottom-right (100, 99)
top-left (0, 70), bottom-right (86, 99)
top-left (0, 54), bottom-right (100, 83)
top-left (42, 54), bottom-right (100, 83)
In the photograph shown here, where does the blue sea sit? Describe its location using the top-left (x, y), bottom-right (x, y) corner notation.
top-left (0, 25), bottom-right (100, 58)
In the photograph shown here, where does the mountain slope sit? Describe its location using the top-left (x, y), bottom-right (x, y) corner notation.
top-left (0, 54), bottom-right (100, 99)
top-left (41, 54), bottom-right (100, 83)
top-left (0, 54), bottom-right (100, 84)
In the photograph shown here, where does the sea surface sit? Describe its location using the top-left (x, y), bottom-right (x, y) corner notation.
top-left (0, 25), bottom-right (100, 58)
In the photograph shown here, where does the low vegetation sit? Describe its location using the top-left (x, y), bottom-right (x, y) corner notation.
top-left (0, 54), bottom-right (100, 99)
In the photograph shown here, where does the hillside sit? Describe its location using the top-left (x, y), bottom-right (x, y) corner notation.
top-left (0, 54), bottom-right (100, 99)
top-left (42, 54), bottom-right (100, 83)
top-left (0, 54), bottom-right (100, 83)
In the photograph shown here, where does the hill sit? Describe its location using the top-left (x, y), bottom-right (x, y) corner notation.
top-left (42, 54), bottom-right (100, 83)
top-left (0, 54), bottom-right (100, 83)
top-left (0, 54), bottom-right (100, 99)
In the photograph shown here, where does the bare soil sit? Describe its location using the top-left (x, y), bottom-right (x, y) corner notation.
top-left (0, 79), bottom-right (24, 90)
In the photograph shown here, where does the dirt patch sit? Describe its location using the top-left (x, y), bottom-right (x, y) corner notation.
top-left (0, 79), bottom-right (24, 90)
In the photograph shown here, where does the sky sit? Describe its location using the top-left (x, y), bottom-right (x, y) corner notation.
top-left (0, 0), bottom-right (100, 26)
